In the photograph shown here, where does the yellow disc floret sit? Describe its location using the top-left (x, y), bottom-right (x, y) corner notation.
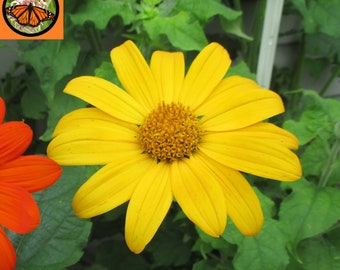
top-left (138, 102), bottom-right (202, 162)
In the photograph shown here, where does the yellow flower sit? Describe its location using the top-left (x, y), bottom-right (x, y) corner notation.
top-left (47, 40), bottom-right (301, 253)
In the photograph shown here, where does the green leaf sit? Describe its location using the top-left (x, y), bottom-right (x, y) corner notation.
top-left (298, 238), bottom-right (340, 270)
top-left (19, 38), bottom-right (80, 104)
top-left (21, 87), bottom-right (47, 120)
top-left (196, 227), bottom-right (235, 252)
top-left (226, 61), bottom-right (256, 80)
top-left (283, 90), bottom-right (340, 145)
top-left (147, 230), bottom-right (192, 267)
top-left (95, 239), bottom-right (150, 270)
top-left (328, 158), bottom-right (340, 185)
top-left (305, 0), bottom-right (340, 38)
top-left (8, 166), bottom-right (92, 270)
top-left (193, 260), bottom-right (218, 270)
top-left (175, 0), bottom-right (241, 23)
top-left (70, 0), bottom-right (136, 29)
top-left (221, 188), bottom-right (288, 270)
top-left (279, 179), bottom-right (340, 247)
top-left (171, 0), bottom-right (251, 40)
top-left (305, 33), bottom-right (340, 62)
top-left (143, 11), bottom-right (208, 51)
top-left (223, 219), bottom-right (289, 270)
top-left (302, 90), bottom-right (340, 122)
top-left (220, 17), bottom-right (253, 41)
top-left (283, 110), bottom-right (330, 145)
top-left (94, 61), bottom-right (120, 86)
top-left (300, 138), bottom-right (329, 177)
top-left (291, 0), bottom-right (340, 38)
top-left (41, 88), bottom-right (86, 141)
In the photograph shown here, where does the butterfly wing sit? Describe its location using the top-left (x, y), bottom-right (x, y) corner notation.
top-left (6, 4), bottom-right (55, 27)
top-left (30, 6), bottom-right (55, 27)
top-left (6, 5), bottom-right (30, 25)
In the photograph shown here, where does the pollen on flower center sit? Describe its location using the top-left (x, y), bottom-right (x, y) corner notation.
top-left (138, 102), bottom-right (202, 162)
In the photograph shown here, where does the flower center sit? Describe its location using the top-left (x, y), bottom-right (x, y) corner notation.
top-left (138, 102), bottom-right (202, 162)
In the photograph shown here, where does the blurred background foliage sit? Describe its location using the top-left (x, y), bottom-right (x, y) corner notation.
top-left (0, 0), bottom-right (339, 269)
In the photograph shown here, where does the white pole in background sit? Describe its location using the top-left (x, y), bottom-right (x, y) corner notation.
top-left (256, 0), bottom-right (284, 89)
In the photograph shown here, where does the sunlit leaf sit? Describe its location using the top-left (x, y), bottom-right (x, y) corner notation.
top-left (70, 0), bottom-right (135, 29)
top-left (143, 11), bottom-right (208, 51)
top-left (174, 0), bottom-right (240, 22)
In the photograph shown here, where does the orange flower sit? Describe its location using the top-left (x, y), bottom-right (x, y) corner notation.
top-left (0, 97), bottom-right (62, 270)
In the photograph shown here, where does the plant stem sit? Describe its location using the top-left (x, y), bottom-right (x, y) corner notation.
top-left (232, 0), bottom-right (248, 56)
top-left (85, 23), bottom-right (103, 54)
top-left (246, 0), bottom-right (267, 73)
top-left (318, 137), bottom-right (340, 187)
top-left (291, 35), bottom-right (305, 90)
top-left (288, 35), bottom-right (306, 112)
top-left (320, 64), bottom-right (340, 97)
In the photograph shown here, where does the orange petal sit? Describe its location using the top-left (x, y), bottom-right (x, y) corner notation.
top-left (0, 182), bottom-right (40, 233)
top-left (0, 98), bottom-right (5, 123)
top-left (0, 227), bottom-right (16, 270)
top-left (0, 122), bottom-right (32, 165)
top-left (0, 155), bottom-right (62, 192)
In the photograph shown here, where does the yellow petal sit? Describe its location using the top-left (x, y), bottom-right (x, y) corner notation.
top-left (200, 130), bottom-right (302, 181)
top-left (197, 76), bottom-right (284, 131)
top-left (125, 162), bottom-right (173, 254)
top-left (171, 155), bottom-right (227, 237)
top-left (196, 154), bottom-right (263, 236)
top-left (64, 76), bottom-right (146, 124)
top-left (150, 51), bottom-right (185, 103)
top-left (179, 42), bottom-right (231, 110)
top-left (72, 156), bottom-right (155, 218)
top-left (217, 122), bottom-right (299, 150)
top-left (47, 110), bottom-right (141, 165)
top-left (52, 107), bottom-right (139, 137)
top-left (110, 40), bottom-right (160, 110)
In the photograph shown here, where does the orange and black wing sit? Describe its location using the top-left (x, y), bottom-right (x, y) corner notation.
top-left (30, 6), bottom-right (55, 27)
top-left (6, 4), bottom-right (54, 27)
top-left (6, 5), bottom-right (30, 25)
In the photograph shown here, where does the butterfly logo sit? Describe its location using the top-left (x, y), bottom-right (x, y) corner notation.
top-left (5, 2), bottom-right (55, 27)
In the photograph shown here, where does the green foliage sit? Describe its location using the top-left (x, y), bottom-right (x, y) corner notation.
top-left (70, 0), bottom-right (136, 29)
top-left (284, 0), bottom-right (340, 94)
top-left (1, 0), bottom-right (340, 269)
top-left (280, 179), bottom-right (340, 245)
top-left (143, 11), bottom-right (208, 51)
top-left (7, 166), bottom-right (92, 270)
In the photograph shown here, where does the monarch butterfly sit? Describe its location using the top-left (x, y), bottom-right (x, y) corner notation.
top-left (5, 3), bottom-right (55, 27)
